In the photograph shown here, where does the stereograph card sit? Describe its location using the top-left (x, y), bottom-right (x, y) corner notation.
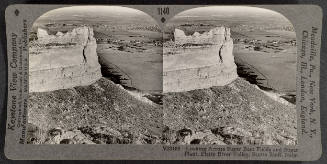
top-left (3, 4), bottom-right (323, 160)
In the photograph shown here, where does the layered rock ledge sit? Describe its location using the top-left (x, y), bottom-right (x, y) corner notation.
top-left (163, 27), bottom-right (238, 93)
top-left (29, 27), bottom-right (101, 92)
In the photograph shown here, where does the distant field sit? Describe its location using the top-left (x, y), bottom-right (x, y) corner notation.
top-left (234, 45), bottom-right (297, 93)
top-left (232, 27), bottom-right (296, 94)
top-left (265, 30), bottom-right (296, 39)
top-left (98, 48), bottom-right (162, 92)
top-left (233, 29), bottom-right (296, 41)
top-left (96, 28), bottom-right (163, 92)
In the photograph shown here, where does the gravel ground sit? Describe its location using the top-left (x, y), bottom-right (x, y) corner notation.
top-left (27, 77), bottom-right (296, 145)
top-left (163, 78), bottom-right (297, 145)
top-left (28, 77), bottom-right (163, 144)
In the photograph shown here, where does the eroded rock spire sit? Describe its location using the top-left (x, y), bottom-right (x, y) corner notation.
top-left (163, 27), bottom-right (237, 93)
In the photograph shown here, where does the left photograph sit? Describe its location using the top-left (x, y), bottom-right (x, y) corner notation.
top-left (27, 6), bottom-right (163, 144)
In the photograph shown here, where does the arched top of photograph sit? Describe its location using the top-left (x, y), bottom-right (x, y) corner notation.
top-left (30, 6), bottom-right (161, 39)
top-left (165, 6), bottom-right (295, 40)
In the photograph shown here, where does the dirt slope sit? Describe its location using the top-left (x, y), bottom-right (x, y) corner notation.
top-left (162, 78), bottom-right (297, 145)
top-left (28, 77), bottom-right (296, 145)
top-left (27, 77), bottom-right (163, 144)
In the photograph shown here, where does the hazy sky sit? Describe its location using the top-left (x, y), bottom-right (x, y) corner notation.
top-left (171, 6), bottom-right (292, 27)
top-left (39, 6), bottom-right (147, 19)
top-left (36, 6), bottom-right (292, 27)
top-left (177, 6), bottom-right (283, 17)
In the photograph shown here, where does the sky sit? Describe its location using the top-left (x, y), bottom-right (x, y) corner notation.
top-left (177, 6), bottom-right (283, 17)
top-left (171, 6), bottom-right (293, 27)
top-left (38, 6), bottom-right (148, 20)
top-left (35, 6), bottom-right (292, 28)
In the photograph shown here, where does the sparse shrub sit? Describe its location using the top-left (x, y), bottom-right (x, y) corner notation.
top-left (29, 32), bottom-right (38, 41)
top-left (254, 46), bottom-right (262, 51)
top-left (117, 45), bottom-right (125, 51)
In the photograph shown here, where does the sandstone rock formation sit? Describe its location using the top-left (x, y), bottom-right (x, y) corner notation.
top-left (174, 27), bottom-right (231, 45)
top-left (29, 26), bottom-right (101, 92)
top-left (163, 27), bottom-right (237, 93)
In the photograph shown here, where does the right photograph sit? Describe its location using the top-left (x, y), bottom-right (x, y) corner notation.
top-left (162, 6), bottom-right (297, 145)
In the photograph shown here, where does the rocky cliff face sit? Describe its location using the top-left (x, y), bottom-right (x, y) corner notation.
top-left (29, 27), bottom-right (101, 92)
top-left (163, 27), bottom-right (237, 93)
top-left (174, 27), bottom-right (231, 45)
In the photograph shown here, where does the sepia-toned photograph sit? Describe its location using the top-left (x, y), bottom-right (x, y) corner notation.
top-left (27, 6), bottom-right (164, 144)
top-left (3, 3), bottom-right (324, 160)
top-left (27, 5), bottom-right (297, 146)
top-left (162, 6), bottom-right (297, 145)
top-left (3, 1), bottom-right (326, 160)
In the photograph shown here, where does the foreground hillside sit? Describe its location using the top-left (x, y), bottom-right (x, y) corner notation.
top-left (27, 77), bottom-right (163, 144)
top-left (28, 77), bottom-right (296, 145)
top-left (162, 78), bottom-right (297, 145)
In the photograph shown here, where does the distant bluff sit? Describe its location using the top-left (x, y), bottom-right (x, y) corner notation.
top-left (29, 26), bottom-right (101, 92)
top-left (163, 27), bottom-right (238, 93)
